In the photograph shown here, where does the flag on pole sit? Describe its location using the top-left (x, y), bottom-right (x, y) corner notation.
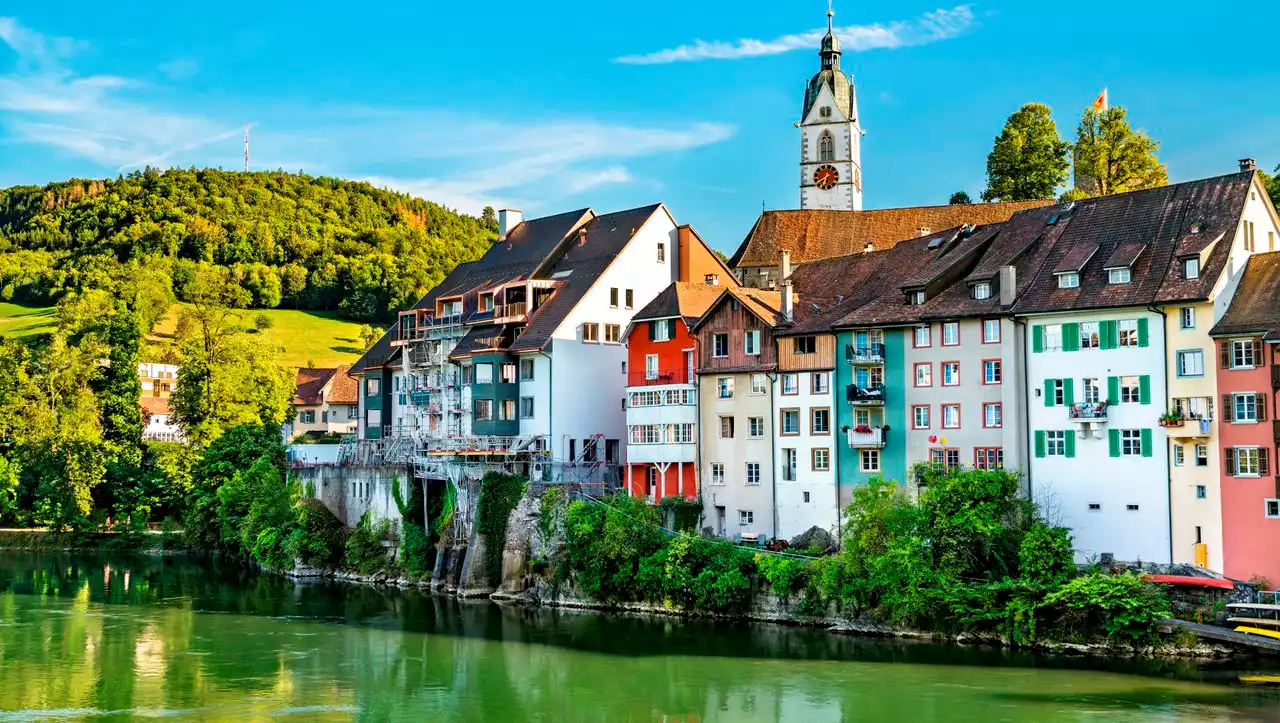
top-left (1091, 87), bottom-right (1108, 112)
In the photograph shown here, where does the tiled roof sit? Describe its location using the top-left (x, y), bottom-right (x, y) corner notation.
top-left (328, 365), bottom-right (358, 404)
top-left (630, 281), bottom-right (730, 326)
top-left (294, 367), bottom-right (336, 405)
top-left (450, 325), bottom-right (514, 359)
top-left (140, 396), bottom-right (170, 415)
top-left (1154, 172), bottom-right (1257, 304)
top-left (729, 200), bottom-right (1052, 269)
top-left (777, 249), bottom-right (894, 335)
top-left (690, 287), bottom-right (786, 332)
top-left (1211, 251), bottom-right (1280, 340)
top-left (1053, 242), bottom-right (1098, 274)
top-left (1102, 241), bottom-right (1147, 269)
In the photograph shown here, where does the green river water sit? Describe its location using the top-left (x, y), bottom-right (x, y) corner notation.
top-left (1, 552), bottom-right (1279, 721)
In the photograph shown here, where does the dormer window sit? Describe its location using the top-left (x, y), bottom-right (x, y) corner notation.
top-left (1108, 267), bottom-right (1131, 284)
top-left (972, 282), bottom-right (992, 300)
top-left (907, 290), bottom-right (926, 306)
top-left (1057, 272), bottom-right (1079, 289)
top-left (480, 293), bottom-right (493, 311)
top-left (1183, 257), bottom-right (1201, 280)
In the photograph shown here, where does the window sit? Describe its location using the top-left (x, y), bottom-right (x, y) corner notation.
top-left (500, 363), bottom-right (517, 384)
top-left (1231, 339), bottom-right (1256, 368)
top-left (1058, 272), bottom-right (1080, 289)
top-left (520, 397), bottom-right (534, 419)
top-left (300, 410), bottom-right (315, 424)
top-left (1088, 504), bottom-right (1102, 511)
top-left (793, 336), bottom-right (816, 354)
top-left (717, 377), bottom-right (734, 399)
top-left (1196, 485), bottom-right (1207, 500)
top-left (908, 290), bottom-right (926, 306)
top-left (1267, 500), bottom-right (1280, 519)
top-left (394, 376), bottom-right (402, 392)
top-left (942, 404), bottom-right (960, 429)
top-left (367, 410), bottom-right (381, 427)
top-left (820, 106), bottom-right (832, 118)
top-left (974, 448), bottom-right (1004, 470)
top-left (1177, 350), bottom-right (1204, 377)
top-left (1244, 221), bottom-right (1256, 251)
top-left (499, 399), bottom-right (516, 420)
top-left (1048, 379), bottom-right (1065, 406)
top-left (367, 378), bottom-right (381, 396)
top-left (657, 243), bottom-right (666, 263)
top-left (604, 324), bottom-right (621, 343)
top-left (781, 409), bottom-right (800, 435)
top-left (860, 449), bottom-right (880, 473)
top-left (941, 361), bottom-right (959, 386)
top-left (1196, 444), bottom-right (1209, 466)
top-left (644, 353), bottom-right (659, 380)
top-left (984, 403), bottom-right (1002, 428)
top-left (520, 359), bottom-right (535, 380)
top-left (1173, 445), bottom-right (1185, 466)
top-left (930, 448), bottom-right (961, 470)
top-left (984, 360), bottom-right (1002, 385)
top-left (719, 416), bottom-right (735, 439)
top-left (982, 319), bottom-right (1000, 343)
top-left (609, 288), bottom-right (619, 308)
top-left (1121, 429), bottom-right (1143, 456)
top-left (811, 408), bottom-right (831, 434)
top-left (1120, 376), bottom-right (1141, 404)
top-left (1236, 447), bottom-right (1262, 476)
top-left (1043, 324), bottom-right (1063, 351)
top-left (818, 131), bottom-right (834, 162)
top-left (746, 463), bottom-right (760, 486)
top-left (1080, 321), bottom-right (1100, 349)
top-left (782, 449), bottom-right (797, 481)
top-left (812, 372), bottom-right (830, 394)
top-left (582, 323), bottom-right (600, 343)
top-left (942, 322), bottom-right (960, 346)
top-left (1118, 319), bottom-right (1139, 348)
top-left (653, 320), bottom-right (672, 342)
top-left (669, 424), bottom-right (694, 444)
top-left (913, 405), bottom-right (931, 429)
top-left (1183, 257), bottom-right (1200, 280)
top-left (750, 373), bottom-right (768, 395)
top-left (711, 463), bottom-right (725, 486)
top-left (914, 363), bottom-right (932, 387)
top-left (914, 325), bottom-right (931, 347)
top-left (744, 330), bottom-right (760, 356)
top-left (1046, 430), bottom-right (1066, 457)
top-left (1108, 267), bottom-right (1131, 284)
top-left (1233, 393), bottom-right (1258, 422)
top-left (973, 282), bottom-right (992, 300)
top-left (748, 416), bottom-right (764, 438)
top-left (1180, 307), bottom-right (1195, 329)
top-left (813, 448), bottom-right (830, 471)
top-left (712, 333), bottom-right (728, 357)
top-left (782, 374), bottom-right (799, 395)
top-left (474, 363), bottom-right (494, 384)
top-left (473, 399), bottom-right (493, 421)
top-left (739, 510), bottom-right (754, 525)
top-left (625, 289), bottom-right (634, 309)
top-left (855, 409), bottom-right (870, 426)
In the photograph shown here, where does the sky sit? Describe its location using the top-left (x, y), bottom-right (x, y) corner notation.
top-left (3, 2), bottom-right (1280, 254)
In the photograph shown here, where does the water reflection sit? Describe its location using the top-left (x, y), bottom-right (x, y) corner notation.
top-left (0, 552), bottom-right (1277, 721)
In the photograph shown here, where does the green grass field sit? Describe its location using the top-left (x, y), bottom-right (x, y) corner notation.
top-left (147, 304), bottom-right (371, 368)
top-left (0, 303), bottom-right (57, 339)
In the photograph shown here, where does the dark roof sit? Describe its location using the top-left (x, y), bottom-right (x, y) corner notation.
top-left (1210, 252), bottom-right (1280, 340)
top-left (630, 281), bottom-right (730, 326)
top-left (729, 200), bottom-right (1052, 269)
top-left (1154, 172), bottom-right (1258, 304)
top-left (1102, 241), bottom-right (1147, 269)
top-left (777, 249), bottom-right (895, 336)
top-left (511, 204), bottom-right (667, 353)
top-left (1053, 242), bottom-right (1098, 274)
top-left (449, 325), bottom-right (514, 359)
top-left (294, 367), bottom-right (336, 405)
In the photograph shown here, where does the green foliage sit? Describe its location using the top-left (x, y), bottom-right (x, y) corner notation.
top-left (392, 477), bottom-right (433, 579)
top-left (537, 487), bottom-right (566, 541)
top-left (183, 423), bottom-right (285, 551)
top-left (983, 103), bottom-right (1071, 201)
top-left (216, 456), bottom-right (295, 569)
top-left (344, 511), bottom-right (391, 575)
top-left (1072, 107), bottom-right (1168, 196)
top-left (1266, 164), bottom-right (1280, 209)
top-left (475, 473), bottom-right (526, 587)
top-left (1042, 572), bottom-right (1172, 644)
top-left (0, 455), bottom-right (18, 522)
top-left (948, 190), bottom-right (973, 205)
top-left (1019, 522), bottom-right (1074, 587)
top-left (286, 498), bottom-right (348, 568)
top-left (659, 496), bottom-right (702, 533)
top-left (434, 481), bottom-right (457, 538)
top-left (755, 554), bottom-right (810, 599)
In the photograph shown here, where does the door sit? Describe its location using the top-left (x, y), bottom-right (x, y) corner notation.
top-left (715, 506), bottom-right (726, 537)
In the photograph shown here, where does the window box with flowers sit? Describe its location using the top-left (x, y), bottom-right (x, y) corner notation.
top-left (1158, 411), bottom-right (1185, 428)
top-left (846, 424), bottom-right (886, 449)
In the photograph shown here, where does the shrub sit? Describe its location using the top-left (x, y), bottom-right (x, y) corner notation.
top-left (475, 473), bottom-right (526, 587)
top-left (252, 313), bottom-right (274, 331)
top-left (287, 497), bottom-right (347, 568)
top-left (1019, 522), bottom-right (1073, 586)
top-left (755, 554), bottom-right (811, 599)
top-left (344, 511), bottom-right (390, 574)
top-left (1042, 572), bottom-right (1172, 644)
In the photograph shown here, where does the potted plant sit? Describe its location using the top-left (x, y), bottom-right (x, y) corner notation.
top-left (1158, 411), bottom-right (1185, 427)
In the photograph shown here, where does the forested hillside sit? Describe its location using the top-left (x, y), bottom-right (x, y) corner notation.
top-left (0, 168), bottom-right (496, 322)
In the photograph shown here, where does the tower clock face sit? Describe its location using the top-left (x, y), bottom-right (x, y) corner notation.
top-left (813, 165), bottom-right (839, 190)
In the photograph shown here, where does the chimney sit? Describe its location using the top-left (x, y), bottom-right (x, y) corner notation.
top-left (497, 209), bottom-right (522, 239)
top-left (779, 250), bottom-right (794, 323)
top-left (917, 227), bottom-right (932, 238)
top-left (577, 227), bottom-right (588, 246)
top-left (779, 250), bottom-right (792, 285)
top-left (863, 242), bottom-right (875, 254)
top-left (705, 273), bottom-right (720, 286)
top-left (999, 265), bottom-right (1017, 307)
top-left (1240, 158), bottom-right (1257, 172)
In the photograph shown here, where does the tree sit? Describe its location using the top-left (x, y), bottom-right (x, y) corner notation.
top-left (481, 206), bottom-right (499, 233)
top-left (1263, 164), bottom-right (1280, 209)
top-left (949, 191), bottom-right (973, 205)
top-left (982, 103), bottom-right (1071, 202)
top-left (1072, 107), bottom-right (1168, 196)
top-left (358, 324), bottom-right (382, 350)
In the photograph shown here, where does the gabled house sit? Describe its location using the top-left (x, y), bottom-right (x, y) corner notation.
top-left (289, 365), bottom-right (359, 439)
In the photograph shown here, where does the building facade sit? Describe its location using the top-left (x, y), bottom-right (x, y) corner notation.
top-left (773, 331), bottom-right (839, 538)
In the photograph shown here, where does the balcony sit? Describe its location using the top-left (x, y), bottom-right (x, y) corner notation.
top-left (1068, 402), bottom-right (1109, 438)
top-left (845, 343), bottom-right (885, 365)
top-left (628, 369), bottom-right (692, 387)
top-left (846, 426), bottom-right (886, 449)
top-left (491, 301), bottom-right (528, 324)
top-left (1163, 397), bottom-right (1214, 440)
top-left (846, 384), bottom-right (885, 406)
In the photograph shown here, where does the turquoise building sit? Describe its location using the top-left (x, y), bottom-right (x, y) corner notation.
top-left (835, 327), bottom-right (907, 505)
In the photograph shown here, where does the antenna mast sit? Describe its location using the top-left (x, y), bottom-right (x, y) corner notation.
top-left (243, 126), bottom-right (250, 172)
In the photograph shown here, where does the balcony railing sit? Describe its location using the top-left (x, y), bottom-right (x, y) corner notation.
top-left (628, 369), bottom-right (692, 387)
top-left (846, 384), bottom-right (885, 406)
top-left (1068, 402), bottom-right (1109, 422)
top-left (846, 427), bottom-right (886, 449)
top-left (491, 301), bottom-right (528, 323)
top-left (845, 343), bottom-right (885, 364)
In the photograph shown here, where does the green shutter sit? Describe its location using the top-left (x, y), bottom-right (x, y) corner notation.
top-left (668, 319), bottom-right (678, 339)
top-left (647, 322), bottom-right (656, 341)
top-left (1138, 375), bottom-right (1151, 405)
top-left (1100, 320), bottom-right (1116, 350)
top-left (1063, 323), bottom-right (1080, 352)
top-left (1141, 428), bottom-right (1153, 458)
top-left (1032, 325), bottom-right (1044, 353)
top-left (1063, 378), bottom-right (1075, 406)
top-left (1044, 379), bottom-right (1056, 407)
top-left (1137, 318), bottom-right (1149, 348)
top-left (1107, 376), bottom-right (1120, 405)
top-left (1108, 428), bottom-right (1121, 457)
top-left (1035, 431), bottom-right (1046, 458)
top-left (1064, 430), bottom-right (1076, 458)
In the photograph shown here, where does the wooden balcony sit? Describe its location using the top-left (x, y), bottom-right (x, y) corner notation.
top-left (491, 301), bottom-right (528, 324)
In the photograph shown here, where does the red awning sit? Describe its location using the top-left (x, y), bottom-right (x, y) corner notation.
top-left (1143, 574), bottom-right (1234, 590)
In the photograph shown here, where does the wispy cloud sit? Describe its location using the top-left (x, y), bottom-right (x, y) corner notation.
top-left (0, 17), bottom-right (734, 214)
top-left (615, 5), bottom-right (976, 65)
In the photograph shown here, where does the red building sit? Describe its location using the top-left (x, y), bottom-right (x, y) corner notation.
top-left (1211, 251), bottom-right (1280, 584)
top-left (623, 227), bottom-right (737, 504)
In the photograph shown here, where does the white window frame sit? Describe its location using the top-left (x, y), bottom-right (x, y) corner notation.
top-left (1118, 319), bottom-right (1139, 348)
top-left (711, 463), bottom-right (726, 486)
top-left (474, 363), bottom-right (494, 385)
top-left (745, 463), bottom-right (761, 486)
top-left (748, 416), bottom-right (765, 439)
top-left (1057, 272), bottom-right (1079, 289)
top-left (1108, 267), bottom-right (1131, 284)
top-left (984, 403), bottom-right (1002, 428)
top-left (942, 322), bottom-right (960, 346)
top-left (914, 325), bottom-right (931, 347)
top-left (1120, 376), bottom-right (1140, 404)
top-left (1177, 349), bottom-right (1204, 377)
top-left (860, 449), bottom-right (880, 473)
top-left (1046, 430), bottom-right (1066, 457)
top-left (717, 377), bottom-right (734, 399)
top-left (913, 406), bottom-right (930, 429)
top-left (1080, 321), bottom-right (1100, 349)
top-left (941, 361), bottom-right (959, 386)
top-left (1173, 445), bottom-right (1185, 466)
top-left (750, 373), bottom-right (768, 395)
top-left (973, 282), bottom-right (991, 300)
top-left (1083, 377), bottom-right (1100, 404)
top-left (1121, 429), bottom-right (1143, 457)
top-left (982, 319), bottom-right (1000, 343)
top-left (942, 404), bottom-right (960, 429)
top-left (1231, 339), bottom-right (1256, 369)
top-left (1180, 307), bottom-right (1195, 329)
top-left (1236, 447), bottom-right (1261, 477)
top-left (812, 371), bottom-right (830, 394)
top-left (1233, 393), bottom-right (1258, 423)
top-left (984, 360), bottom-right (1002, 384)
top-left (1043, 324), bottom-right (1063, 351)
top-left (1183, 257), bottom-right (1200, 279)
top-left (739, 510), bottom-right (753, 526)
top-left (582, 323), bottom-right (600, 343)
top-left (782, 374), bottom-right (799, 395)
top-left (645, 354), bottom-right (659, 380)
top-left (744, 330), bottom-right (760, 356)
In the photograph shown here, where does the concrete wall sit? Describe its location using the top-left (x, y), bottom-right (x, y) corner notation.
top-left (298, 464), bottom-right (410, 530)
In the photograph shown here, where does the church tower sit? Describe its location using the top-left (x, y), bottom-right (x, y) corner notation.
top-left (799, 5), bottom-right (863, 211)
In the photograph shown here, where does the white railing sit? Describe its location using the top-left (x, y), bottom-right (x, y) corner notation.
top-left (846, 427), bottom-right (885, 448)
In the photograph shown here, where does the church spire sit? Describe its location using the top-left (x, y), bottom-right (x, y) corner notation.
top-left (820, 1), bottom-right (841, 70)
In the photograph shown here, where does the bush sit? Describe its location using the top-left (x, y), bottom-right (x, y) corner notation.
top-left (755, 554), bottom-right (810, 599)
top-left (1042, 572), bottom-right (1172, 644)
top-left (1019, 522), bottom-right (1074, 586)
top-left (287, 498), bottom-right (347, 568)
top-left (475, 473), bottom-right (526, 587)
top-left (252, 313), bottom-right (274, 331)
top-left (344, 511), bottom-right (390, 574)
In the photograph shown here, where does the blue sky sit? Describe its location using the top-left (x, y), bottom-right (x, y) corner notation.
top-left (3, 2), bottom-right (1279, 253)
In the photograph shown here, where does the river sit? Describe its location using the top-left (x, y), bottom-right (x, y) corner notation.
top-left (0, 552), bottom-right (1278, 721)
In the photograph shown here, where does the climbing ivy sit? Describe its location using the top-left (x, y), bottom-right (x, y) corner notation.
top-left (658, 496), bottom-right (702, 533)
top-left (475, 472), bottom-right (526, 587)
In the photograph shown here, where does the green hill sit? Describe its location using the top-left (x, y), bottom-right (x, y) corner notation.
top-left (0, 168), bottom-right (497, 323)
top-left (146, 303), bottom-right (368, 368)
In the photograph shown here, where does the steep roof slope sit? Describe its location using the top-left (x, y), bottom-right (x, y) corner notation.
top-left (1211, 251), bottom-right (1280, 340)
top-left (294, 367), bottom-right (336, 405)
top-left (630, 281), bottom-right (732, 326)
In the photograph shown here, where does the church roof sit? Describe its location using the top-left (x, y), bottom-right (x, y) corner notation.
top-left (804, 68), bottom-right (854, 121)
top-left (729, 200), bottom-right (1054, 269)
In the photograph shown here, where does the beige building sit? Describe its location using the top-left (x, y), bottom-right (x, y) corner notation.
top-left (139, 362), bottom-right (178, 399)
top-left (291, 365), bottom-right (359, 439)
